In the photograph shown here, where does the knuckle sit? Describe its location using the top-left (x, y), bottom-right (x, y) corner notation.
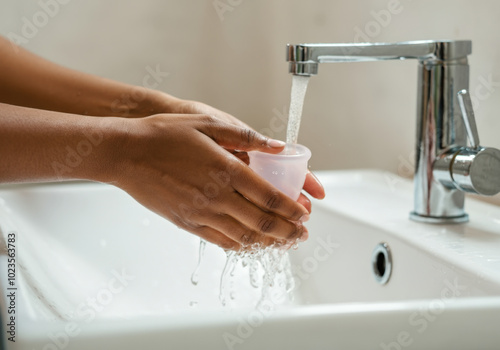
top-left (263, 190), bottom-right (282, 210)
top-left (201, 114), bottom-right (218, 126)
top-left (290, 208), bottom-right (304, 221)
top-left (174, 205), bottom-right (201, 224)
top-left (257, 214), bottom-right (278, 233)
top-left (240, 128), bottom-right (257, 145)
top-left (178, 100), bottom-right (198, 114)
top-left (226, 157), bottom-right (244, 177)
top-left (205, 192), bottom-right (222, 205)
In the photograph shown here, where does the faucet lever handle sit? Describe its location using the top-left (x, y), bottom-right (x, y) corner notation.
top-left (457, 89), bottom-right (480, 149)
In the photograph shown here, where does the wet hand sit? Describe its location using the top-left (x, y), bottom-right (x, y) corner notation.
top-left (297, 171), bottom-right (326, 213)
top-left (165, 98), bottom-right (326, 213)
top-left (109, 114), bottom-right (310, 250)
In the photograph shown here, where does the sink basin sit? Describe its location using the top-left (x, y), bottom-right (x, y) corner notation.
top-left (1, 170), bottom-right (500, 349)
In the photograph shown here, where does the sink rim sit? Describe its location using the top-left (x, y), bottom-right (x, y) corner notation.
top-left (11, 296), bottom-right (500, 350)
top-left (2, 169), bottom-right (500, 349)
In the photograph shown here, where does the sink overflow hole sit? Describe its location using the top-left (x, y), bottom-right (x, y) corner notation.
top-left (372, 243), bottom-right (392, 285)
top-left (376, 252), bottom-right (386, 277)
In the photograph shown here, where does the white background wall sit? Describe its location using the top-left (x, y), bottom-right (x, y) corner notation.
top-left (1, 0), bottom-right (500, 203)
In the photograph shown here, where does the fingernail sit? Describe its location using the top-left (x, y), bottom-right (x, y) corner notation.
top-left (299, 213), bottom-right (310, 223)
top-left (268, 139), bottom-right (286, 148)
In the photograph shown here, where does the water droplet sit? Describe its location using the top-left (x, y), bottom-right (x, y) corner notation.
top-left (191, 239), bottom-right (207, 286)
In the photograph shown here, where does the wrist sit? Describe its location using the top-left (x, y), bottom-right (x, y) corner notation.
top-left (123, 89), bottom-right (182, 118)
top-left (77, 116), bottom-right (131, 184)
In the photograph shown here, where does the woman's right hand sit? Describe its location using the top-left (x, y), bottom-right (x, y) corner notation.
top-left (104, 114), bottom-right (310, 251)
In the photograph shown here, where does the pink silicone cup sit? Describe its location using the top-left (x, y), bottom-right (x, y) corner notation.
top-left (248, 144), bottom-right (311, 200)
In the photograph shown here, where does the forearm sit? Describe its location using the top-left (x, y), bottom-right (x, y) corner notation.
top-left (0, 103), bottom-right (120, 183)
top-left (0, 102), bottom-right (319, 249)
top-left (0, 36), bottom-right (175, 118)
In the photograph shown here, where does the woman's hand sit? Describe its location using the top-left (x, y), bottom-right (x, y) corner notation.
top-left (161, 97), bottom-right (326, 212)
top-left (0, 36), bottom-right (324, 250)
top-left (109, 114), bottom-right (311, 250)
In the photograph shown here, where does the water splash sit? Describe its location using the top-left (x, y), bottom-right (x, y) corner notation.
top-left (218, 243), bottom-right (296, 309)
top-left (248, 259), bottom-right (262, 288)
top-left (219, 250), bottom-right (238, 306)
top-left (191, 239), bottom-right (207, 286)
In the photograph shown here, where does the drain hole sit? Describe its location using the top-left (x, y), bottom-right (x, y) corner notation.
top-left (371, 242), bottom-right (392, 285)
top-left (375, 252), bottom-right (386, 277)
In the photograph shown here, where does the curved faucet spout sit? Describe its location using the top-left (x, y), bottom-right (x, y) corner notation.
top-left (286, 40), bottom-right (472, 76)
top-left (285, 39), bottom-right (500, 223)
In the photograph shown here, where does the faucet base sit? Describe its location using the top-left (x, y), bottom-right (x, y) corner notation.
top-left (409, 212), bottom-right (469, 224)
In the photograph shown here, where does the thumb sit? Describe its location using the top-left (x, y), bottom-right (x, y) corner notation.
top-left (203, 120), bottom-right (286, 153)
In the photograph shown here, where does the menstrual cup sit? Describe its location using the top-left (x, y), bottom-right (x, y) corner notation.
top-left (248, 144), bottom-right (311, 200)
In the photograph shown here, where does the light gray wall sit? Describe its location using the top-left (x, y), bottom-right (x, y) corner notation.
top-left (2, 0), bottom-right (500, 203)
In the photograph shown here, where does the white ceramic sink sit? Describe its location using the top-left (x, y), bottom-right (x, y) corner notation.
top-left (1, 170), bottom-right (500, 350)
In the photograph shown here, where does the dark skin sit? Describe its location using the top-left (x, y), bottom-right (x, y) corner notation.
top-left (0, 36), bottom-right (325, 250)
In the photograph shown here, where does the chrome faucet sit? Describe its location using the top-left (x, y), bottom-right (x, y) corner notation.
top-left (287, 40), bottom-right (500, 223)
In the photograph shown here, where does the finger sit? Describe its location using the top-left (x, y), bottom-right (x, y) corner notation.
top-left (200, 212), bottom-right (280, 248)
top-left (199, 116), bottom-right (285, 153)
top-left (303, 171), bottom-right (326, 199)
top-left (190, 225), bottom-right (242, 251)
top-left (297, 193), bottom-right (312, 214)
top-left (275, 225), bottom-right (310, 251)
top-left (180, 100), bottom-right (250, 129)
top-left (231, 166), bottom-right (309, 222)
top-left (222, 191), bottom-right (307, 242)
top-left (227, 150), bottom-right (249, 164)
top-left (286, 226), bottom-right (310, 247)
